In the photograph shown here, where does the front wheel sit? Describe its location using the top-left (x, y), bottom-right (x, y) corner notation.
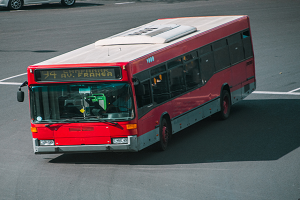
top-left (8, 0), bottom-right (23, 10)
top-left (219, 90), bottom-right (231, 120)
top-left (61, 0), bottom-right (75, 6)
top-left (157, 118), bottom-right (171, 151)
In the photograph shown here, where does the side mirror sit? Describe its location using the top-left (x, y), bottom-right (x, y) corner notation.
top-left (17, 90), bottom-right (24, 102)
top-left (17, 81), bottom-right (28, 102)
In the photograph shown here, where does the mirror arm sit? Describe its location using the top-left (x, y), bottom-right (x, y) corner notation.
top-left (19, 81), bottom-right (28, 91)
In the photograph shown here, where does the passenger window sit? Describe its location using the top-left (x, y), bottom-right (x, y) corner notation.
top-left (243, 30), bottom-right (253, 58)
top-left (212, 39), bottom-right (227, 50)
top-left (167, 58), bottom-right (182, 69)
top-left (200, 53), bottom-right (215, 84)
top-left (213, 39), bottom-right (230, 71)
top-left (227, 33), bottom-right (242, 45)
top-left (151, 64), bottom-right (166, 76)
top-left (136, 80), bottom-right (152, 108)
top-left (169, 66), bottom-right (186, 97)
top-left (151, 73), bottom-right (170, 104)
top-left (183, 51), bottom-right (198, 62)
top-left (185, 59), bottom-right (201, 89)
top-left (228, 33), bottom-right (244, 64)
top-left (199, 45), bottom-right (212, 55)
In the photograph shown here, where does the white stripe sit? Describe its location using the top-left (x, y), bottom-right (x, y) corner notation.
top-left (0, 82), bottom-right (23, 85)
top-left (288, 87), bottom-right (300, 93)
top-left (253, 91), bottom-right (300, 95)
top-left (0, 73), bottom-right (27, 82)
top-left (115, 2), bottom-right (134, 4)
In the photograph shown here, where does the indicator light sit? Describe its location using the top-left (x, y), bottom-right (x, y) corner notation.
top-left (126, 124), bottom-right (137, 130)
top-left (31, 127), bottom-right (37, 133)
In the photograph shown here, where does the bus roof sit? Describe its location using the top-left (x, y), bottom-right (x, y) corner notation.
top-left (35, 15), bottom-right (248, 66)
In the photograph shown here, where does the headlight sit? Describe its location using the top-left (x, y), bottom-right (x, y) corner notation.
top-left (112, 138), bottom-right (128, 144)
top-left (40, 140), bottom-right (55, 146)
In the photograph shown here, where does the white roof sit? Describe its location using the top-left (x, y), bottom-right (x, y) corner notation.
top-left (95, 24), bottom-right (197, 45)
top-left (35, 16), bottom-right (245, 65)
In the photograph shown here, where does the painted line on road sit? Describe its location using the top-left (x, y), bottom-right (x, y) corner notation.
top-left (253, 91), bottom-right (300, 95)
top-left (0, 82), bottom-right (23, 85)
top-left (288, 87), bottom-right (300, 93)
top-left (115, 2), bottom-right (135, 4)
top-left (0, 73), bottom-right (27, 82)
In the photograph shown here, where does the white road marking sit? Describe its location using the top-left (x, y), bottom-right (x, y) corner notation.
top-left (0, 73), bottom-right (26, 86)
top-left (0, 82), bottom-right (23, 85)
top-left (0, 73), bottom-right (27, 82)
top-left (288, 87), bottom-right (300, 93)
top-left (253, 91), bottom-right (300, 95)
top-left (115, 2), bottom-right (135, 4)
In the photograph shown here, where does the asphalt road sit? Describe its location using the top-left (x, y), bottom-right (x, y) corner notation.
top-left (1, 0), bottom-right (300, 199)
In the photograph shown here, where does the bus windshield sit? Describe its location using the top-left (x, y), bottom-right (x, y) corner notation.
top-left (30, 82), bottom-right (134, 123)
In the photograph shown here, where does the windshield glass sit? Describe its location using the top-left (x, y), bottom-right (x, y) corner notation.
top-left (30, 82), bottom-right (134, 123)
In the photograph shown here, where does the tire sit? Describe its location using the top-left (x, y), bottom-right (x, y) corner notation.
top-left (157, 118), bottom-right (171, 151)
top-left (219, 90), bottom-right (231, 120)
top-left (61, 0), bottom-right (75, 6)
top-left (8, 0), bottom-right (23, 10)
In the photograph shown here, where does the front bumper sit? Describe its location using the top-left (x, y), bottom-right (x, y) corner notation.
top-left (33, 136), bottom-right (138, 154)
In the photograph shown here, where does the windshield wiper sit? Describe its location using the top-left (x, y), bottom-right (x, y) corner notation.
top-left (45, 118), bottom-right (82, 127)
top-left (72, 116), bottom-right (119, 126)
top-left (44, 116), bottom-right (119, 127)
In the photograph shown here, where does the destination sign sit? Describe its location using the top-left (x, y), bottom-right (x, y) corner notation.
top-left (35, 67), bottom-right (122, 82)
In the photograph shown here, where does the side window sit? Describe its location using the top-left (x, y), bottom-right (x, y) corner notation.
top-left (167, 58), bottom-right (182, 69)
top-left (151, 73), bottom-right (170, 104)
top-left (151, 64), bottom-right (166, 76)
top-left (243, 30), bottom-right (253, 58)
top-left (136, 80), bottom-right (152, 108)
top-left (169, 65), bottom-right (186, 97)
top-left (185, 59), bottom-right (201, 89)
top-left (134, 70), bottom-right (152, 109)
top-left (183, 51), bottom-right (197, 62)
top-left (228, 32), bottom-right (244, 64)
top-left (199, 45), bottom-right (215, 84)
top-left (213, 39), bottom-right (230, 71)
top-left (167, 57), bottom-right (186, 98)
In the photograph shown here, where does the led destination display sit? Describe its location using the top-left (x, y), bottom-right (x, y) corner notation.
top-left (35, 67), bottom-right (122, 82)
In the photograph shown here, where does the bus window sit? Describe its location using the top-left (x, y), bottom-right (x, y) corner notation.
top-left (136, 80), bottom-right (152, 108)
top-left (151, 64), bottom-right (166, 76)
top-left (169, 65), bottom-right (186, 97)
top-left (243, 30), bottom-right (253, 59)
top-left (199, 45), bottom-right (212, 55)
top-left (167, 58), bottom-right (182, 69)
top-left (213, 38), bottom-right (230, 71)
top-left (30, 83), bottom-right (135, 122)
top-left (228, 33), bottom-right (244, 64)
top-left (183, 51), bottom-right (198, 62)
top-left (199, 53), bottom-right (215, 84)
top-left (185, 59), bottom-right (201, 89)
top-left (151, 73), bottom-right (170, 104)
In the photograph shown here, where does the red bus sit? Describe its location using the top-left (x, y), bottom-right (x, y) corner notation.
top-left (17, 16), bottom-right (255, 154)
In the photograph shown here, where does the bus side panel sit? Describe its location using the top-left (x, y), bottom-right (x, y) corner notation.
top-left (230, 61), bottom-right (247, 88)
top-left (246, 59), bottom-right (255, 80)
top-left (137, 127), bottom-right (159, 150)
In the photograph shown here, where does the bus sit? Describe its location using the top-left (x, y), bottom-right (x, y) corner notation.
top-left (17, 16), bottom-right (255, 154)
